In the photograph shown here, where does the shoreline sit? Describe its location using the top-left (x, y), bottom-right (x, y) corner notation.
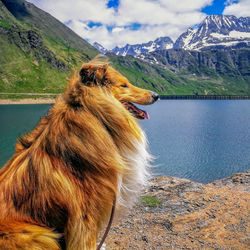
top-left (160, 94), bottom-right (250, 100)
top-left (1, 95), bottom-right (250, 104)
top-left (0, 98), bottom-right (56, 104)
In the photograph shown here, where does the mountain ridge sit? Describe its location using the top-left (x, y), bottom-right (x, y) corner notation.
top-left (94, 15), bottom-right (250, 55)
top-left (94, 36), bottom-right (173, 56)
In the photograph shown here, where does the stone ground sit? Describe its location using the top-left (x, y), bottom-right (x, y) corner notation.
top-left (102, 170), bottom-right (249, 249)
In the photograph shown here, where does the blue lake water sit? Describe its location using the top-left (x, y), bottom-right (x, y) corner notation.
top-left (0, 100), bottom-right (249, 183)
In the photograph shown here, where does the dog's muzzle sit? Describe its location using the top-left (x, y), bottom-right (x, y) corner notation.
top-left (150, 91), bottom-right (159, 103)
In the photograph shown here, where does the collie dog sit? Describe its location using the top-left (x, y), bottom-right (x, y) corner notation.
top-left (0, 56), bottom-right (158, 250)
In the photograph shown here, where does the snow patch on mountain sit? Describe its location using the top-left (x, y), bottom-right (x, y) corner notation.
top-left (93, 42), bottom-right (108, 54)
top-left (174, 15), bottom-right (250, 51)
top-left (110, 37), bottom-right (173, 56)
top-left (210, 31), bottom-right (250, 39)
top-left (93, 15), bottom-right (250, 56)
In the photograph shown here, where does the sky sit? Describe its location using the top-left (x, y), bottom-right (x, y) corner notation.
top-left (27, 0), bottom-right (250, 50)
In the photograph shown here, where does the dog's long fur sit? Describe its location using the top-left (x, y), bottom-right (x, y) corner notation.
top-left (0, 56), bottom-right (157, 249)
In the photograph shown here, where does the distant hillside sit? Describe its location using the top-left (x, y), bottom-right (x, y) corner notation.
top-left (108, 53), bottom-right (238, 95)
top-left (135, 48), bottom-right (250, 94)
top-left (108, 48), bottom-right (250, 95)
top-left (0, 0), bottom-right (98, 94)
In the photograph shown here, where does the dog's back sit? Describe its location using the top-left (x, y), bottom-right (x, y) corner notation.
top-left (0, 220), bottom-right (60, 250)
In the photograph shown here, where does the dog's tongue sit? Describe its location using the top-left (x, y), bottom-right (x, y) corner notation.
top-left (121, 101), bottom-right (150, 120)
top-left (135, 107), bottom-right (149, 120)
top-left (142, 110), bottom-right (150, 119)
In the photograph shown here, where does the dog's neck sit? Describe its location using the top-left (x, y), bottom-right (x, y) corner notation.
top-left (63, 89), bottom-right (152, 209)
top-left (65, 86), bottom-right (144, 149)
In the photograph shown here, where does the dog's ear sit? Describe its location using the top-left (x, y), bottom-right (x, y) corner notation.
top-left (79, 65), bottom-right (108, 86)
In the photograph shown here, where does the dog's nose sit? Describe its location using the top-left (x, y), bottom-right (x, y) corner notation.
top-left (150, 91), bottom-right (159, 102)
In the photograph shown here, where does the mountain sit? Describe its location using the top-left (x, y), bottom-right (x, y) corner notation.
top-left (1, 0), bottom-right (97, 56)
top-left (95, 15), bottom-right (250, 56)
top-left (108, 51), bottom-right (250, 95)
top-left (136, 48), bottom-right (250, 82)
top-left (93, 42), bottom-right (108, 54)
top-left (109, 37), bottom-right (173, 56)
top-left (174, 15), bottom-right (250, 51)
top-left (0, 0), bottom-right (98, 94)
top-left (0, 1), bottom-right (249, 96)
top-left (107, 14), bottom-right (250, 95)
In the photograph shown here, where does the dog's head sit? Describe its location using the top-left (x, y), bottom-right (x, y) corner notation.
top-left (78, 58), bottom-right (159, 120)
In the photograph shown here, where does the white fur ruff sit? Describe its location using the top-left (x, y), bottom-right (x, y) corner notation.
top-left (117, 131), bottom-right (152, 209)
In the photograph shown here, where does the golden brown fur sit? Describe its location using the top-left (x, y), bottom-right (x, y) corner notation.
top-left (0, 56), bottom-right (158, 249)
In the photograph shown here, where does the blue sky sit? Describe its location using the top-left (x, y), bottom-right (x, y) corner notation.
top-left (28, 0), bottom-right (249, 49)
top-left (106, 0), bottom-right (232, 16)
top-left (202, 0), bottom-right (229, 15)
top-left (105, 0), bottom-right (229, 32)
top-left (107, 0), bottom-right (120, 9)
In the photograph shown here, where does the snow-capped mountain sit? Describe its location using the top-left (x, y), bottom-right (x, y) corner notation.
top-left (93, 15), bottom-right (250, 56)
top-left (174, 15), bottom-right (250, 51)
top-left (111, 37), bottom-right (173, 56)
top-left (93, 42), bottom-right (108, 54)
top-left (93, 37), bottom-right (173, 56)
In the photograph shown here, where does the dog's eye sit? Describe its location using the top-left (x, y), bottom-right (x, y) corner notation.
top-left (121, 84), bottom-right (128, 88)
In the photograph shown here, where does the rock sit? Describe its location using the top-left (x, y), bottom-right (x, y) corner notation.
top-left (102, 171), bottom-right (250, 249)
top-left (0, 26), bottom-right (66, 71)
top-left (136, 48), bottom-right (250, 79)
top-left (141, 235), bottom-right (148, 243)
top-left (27, 30), bottom-right (43, 49)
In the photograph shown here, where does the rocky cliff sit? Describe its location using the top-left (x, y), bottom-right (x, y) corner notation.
top-left (103, 170), bottom-right (249, 249)
top-left (1, 27), bottom-right (67, 70)
top-left (136, 48), bottom-right (250, 80)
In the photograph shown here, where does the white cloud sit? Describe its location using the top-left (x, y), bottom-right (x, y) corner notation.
top-left (28, 0), bottom-right (116, 24)
top-left (27, 0), bottom-right (213, 49)
top-left (223, 0), bottom-right (250, 17)
top-left (115, 0), bottom-right (211, 26)
top-left (112, 27), bottom-right (125, 33)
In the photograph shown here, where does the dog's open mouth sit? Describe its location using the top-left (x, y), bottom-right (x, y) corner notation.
top-left (121, 101), bottom-right (150, 120)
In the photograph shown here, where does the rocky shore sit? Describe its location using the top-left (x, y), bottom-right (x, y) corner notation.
top-left (0, 98), bottom-right (55, 104)
top-left (104, 170), bottom-right (249, 249)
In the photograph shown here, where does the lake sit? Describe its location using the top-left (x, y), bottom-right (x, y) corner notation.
top-left (0, 100), bottom-right (249, 183)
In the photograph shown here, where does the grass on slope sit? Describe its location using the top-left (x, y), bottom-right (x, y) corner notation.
top-left (0, 35), bottom-right (70, 93)
top-left (0, 0), bottom-right (98, 95)
top-left (108, 53), bottom-right (250, 95)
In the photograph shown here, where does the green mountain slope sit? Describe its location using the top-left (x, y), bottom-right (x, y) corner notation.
top-left (0, 0), bottom-right (98, 94)
top-left (108, 51), bottom-right (250, 95)
top-left (2, 0), bottom-right (97, 58)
